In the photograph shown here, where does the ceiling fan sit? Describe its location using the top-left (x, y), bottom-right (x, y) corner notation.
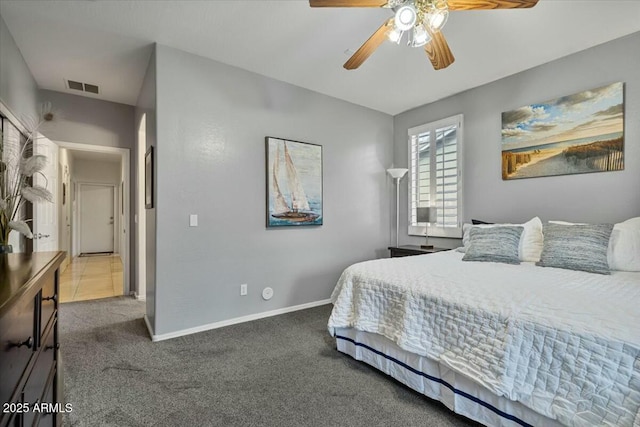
top-left (309, 0), bottom-right (539, 70)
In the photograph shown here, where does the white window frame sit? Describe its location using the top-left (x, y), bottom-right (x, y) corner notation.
top-left (407, 114), bottom-right (464, 239)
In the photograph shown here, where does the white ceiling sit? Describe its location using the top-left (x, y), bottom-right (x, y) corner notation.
top-left (1, 1), bottom-right (639, 115)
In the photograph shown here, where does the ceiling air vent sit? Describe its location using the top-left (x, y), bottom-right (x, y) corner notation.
top-left (84, 83), bottom-right (99, 94)
top-left (66, 79), bottom-right (100, 94)
top-left (67, 80), bottom-right (84, 91)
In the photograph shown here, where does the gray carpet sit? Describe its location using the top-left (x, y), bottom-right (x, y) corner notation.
top-left (59, 297), bottom-right (481, 427)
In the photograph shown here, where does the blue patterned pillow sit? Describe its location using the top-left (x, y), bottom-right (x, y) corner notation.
top-left (462, 226), bottom-right (523, 265)
top-left (536, 223), bottom-right (614, 275)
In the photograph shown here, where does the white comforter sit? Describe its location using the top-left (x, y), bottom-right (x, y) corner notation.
top-left (328, 250), bottom-right (640, 427)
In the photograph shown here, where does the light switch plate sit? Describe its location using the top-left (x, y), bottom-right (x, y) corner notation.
top-left (189, 214), bottom-right (198, 227)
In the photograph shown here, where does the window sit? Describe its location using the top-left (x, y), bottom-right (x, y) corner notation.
top-left (408, 114), bottom-right (463, 238)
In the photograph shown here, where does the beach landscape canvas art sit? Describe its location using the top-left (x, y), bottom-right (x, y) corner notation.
top-left (266, 137), bottom-right (323, 227)
top-left (501, 82), bottom-right (624, 180)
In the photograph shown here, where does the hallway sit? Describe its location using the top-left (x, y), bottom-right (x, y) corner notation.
top-left (60, 254), bottom-right (124, 302)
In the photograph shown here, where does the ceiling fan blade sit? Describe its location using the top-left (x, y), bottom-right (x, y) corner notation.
top-left (424, 31), bottom-right (455, 70)
top-left (447, 0), bottom-right (538, 10)
top-left (344, 19), bottom-right (392, 70)
top-left (309, 0), bottom-right (388, 7)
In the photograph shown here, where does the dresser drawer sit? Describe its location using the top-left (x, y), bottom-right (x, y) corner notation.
top-left (36, 381), bottom-right (58, 427)
top-left (22, 324), bottom-right (56, 427)
top-left (0, 398), bottom-right (22, 427)
top-left (0, 295), bottom-right (36, 405)
top-left (24, 323), bottom-right (56, 401)
top-left (34, 367), bottom-right (57, 427)
top-left (40, 272), bottom-right (58, 335)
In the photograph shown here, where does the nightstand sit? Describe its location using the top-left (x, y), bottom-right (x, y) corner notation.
top-left (388, 245), bottom-right (447, 258)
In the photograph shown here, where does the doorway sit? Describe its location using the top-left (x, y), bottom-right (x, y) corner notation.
top-left (54, 141), bottom-right (131, 303)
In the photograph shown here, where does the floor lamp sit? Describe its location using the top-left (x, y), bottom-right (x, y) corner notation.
top-left (387, 168), bottom-right (408, 247)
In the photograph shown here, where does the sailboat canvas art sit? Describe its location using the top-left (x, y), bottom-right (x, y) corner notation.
top-left (266, 137), bottom-right (323, 227)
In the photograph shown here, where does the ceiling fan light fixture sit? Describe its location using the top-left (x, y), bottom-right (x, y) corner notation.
top-left (312, 0), bottom-right (539, 72)
top-left (428, 9), bottom-right (449, 32)
top-left (387, 27), bottom-right (403, 44)
top-left (394, 5), bottom-right (417, 31)
top-left (386, 0), bottom-right (405, 7)
top-left (410, 24), bottom-right (430, 47)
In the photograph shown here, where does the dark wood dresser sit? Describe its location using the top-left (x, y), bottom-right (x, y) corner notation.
top-left (1, 251), bottom-right (65, 427)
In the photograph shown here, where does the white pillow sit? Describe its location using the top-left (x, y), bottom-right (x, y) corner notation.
top-left (461, 217), bottom-right (543, 262)
top-left (617, 217), bottom-right (640, 228)
top-left (607, 217), bottom-right (640, 271)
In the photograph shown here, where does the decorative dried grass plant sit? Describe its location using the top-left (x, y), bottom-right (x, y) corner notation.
top-left (0, 119), bottom-right (53, 246)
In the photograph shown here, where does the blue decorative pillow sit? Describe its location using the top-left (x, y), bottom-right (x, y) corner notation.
top-left (536, 223), bottom-right (614, 275)
top-left (462, 226), bottom-right (524, 265)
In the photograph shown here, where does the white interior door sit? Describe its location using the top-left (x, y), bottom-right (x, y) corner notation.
top-left (80, 184), bottom-right (114, 254)
top-left (33, 134), bottom-right (59, 252)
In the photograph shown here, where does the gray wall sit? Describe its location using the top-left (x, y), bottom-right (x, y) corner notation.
top-left (0, 12), bottom-right (37, 254)
top-left (0, 13), bottom-right (38, 125)
top-left (72, 158), bottom-right (121, 183)
top-left (153, 44), bottom-right (393, 335)
top-left (394, 32), bottom-right (640, 248)
top-left (39, 90), bottom-right (134, 149)
top-left (135, 48), bottom-right (157, 331)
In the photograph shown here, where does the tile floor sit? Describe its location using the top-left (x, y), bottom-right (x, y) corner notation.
top-left (59, 254), bottom-right (124, 303)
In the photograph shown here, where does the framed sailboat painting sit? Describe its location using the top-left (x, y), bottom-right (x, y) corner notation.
top-left (266, 137), bottom-right (323, 227)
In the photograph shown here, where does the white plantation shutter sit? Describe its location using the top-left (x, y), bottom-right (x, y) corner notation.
top-left (408, 115), bottom-right (463, 238)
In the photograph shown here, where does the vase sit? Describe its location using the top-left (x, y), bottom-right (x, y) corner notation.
top-left (0, 245), bottom-right (13, 254)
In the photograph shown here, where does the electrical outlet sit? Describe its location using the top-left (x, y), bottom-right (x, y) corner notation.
top-left (240, 284), bottom-right (247, 296)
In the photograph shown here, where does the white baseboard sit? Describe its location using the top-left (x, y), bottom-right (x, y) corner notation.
top-left (134, 292), bottom-right (146, 301)
top-left (148, 298), bottom-right (332, 342)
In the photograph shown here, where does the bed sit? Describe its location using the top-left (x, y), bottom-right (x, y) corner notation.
top-left (327, 249), bottom-right (640, 427)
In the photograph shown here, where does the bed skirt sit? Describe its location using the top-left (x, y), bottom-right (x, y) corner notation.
top-left (334, 327), bottom-right (564, 427)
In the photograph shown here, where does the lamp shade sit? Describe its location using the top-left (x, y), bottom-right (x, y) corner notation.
top-left (387, 168), bottom-right (408, 179)
top-left (417, 207), bottom-right (437, 223)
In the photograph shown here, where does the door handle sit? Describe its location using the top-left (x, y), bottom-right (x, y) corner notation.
top-left (34, 233), bottom-right (51, 239)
